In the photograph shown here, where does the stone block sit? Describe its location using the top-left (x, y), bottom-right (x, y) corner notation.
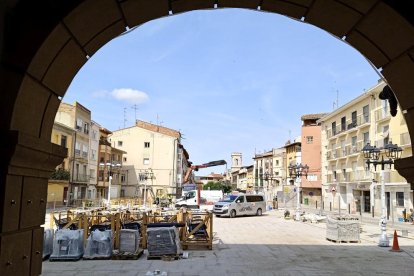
top-left (120, 0), bottom-right (169, 28)
top-left (172, 0), bottom-right (215, 14)
top-left (306, 0), bottom-right (362, 37)
top-left (11, 76), bottom-right (50, 138)
top-left (261, 0), bottom-right (309, 19)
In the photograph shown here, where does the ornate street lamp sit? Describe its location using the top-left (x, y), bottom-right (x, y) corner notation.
top-left (288, 163), bottom-right (309, 221)
top-left (362, 141), bottom-right (402, 247)
top-left (99, 161), bottom-right (121, 208)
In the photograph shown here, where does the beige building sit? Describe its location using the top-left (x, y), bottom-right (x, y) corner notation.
top-left (54, 102), bottom-right (93, 205)
top-left (319, 81), bottom-right (412, 219)
top-left (109, 120), bottom-right (188, 199)
top-left (253, 148), bottom-right (286, 204)
top-left (48, 122), bottom-right (74, 207)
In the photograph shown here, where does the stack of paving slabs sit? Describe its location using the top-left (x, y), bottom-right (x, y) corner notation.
top-left (147, 227), bottom-right (182, 257)
top-left (119, 229), bottom-right (140, 253)
top-left (43, 229), bottom-right (54, 259)
top-left (49, 229), bottom-right (84, 261)
top-left (83, 230), bottom-right (112, 259)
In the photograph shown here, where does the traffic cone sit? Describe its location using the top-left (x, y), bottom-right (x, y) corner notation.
top-left (390, 230), bottom-right (402, 252)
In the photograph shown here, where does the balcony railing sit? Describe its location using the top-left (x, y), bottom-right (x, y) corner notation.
top-left (375, 108), bottom-right (391, 121)
top-left (326, 114), bottom-right (370, 139)
top-left (72, 174), bottom-right (90, 183)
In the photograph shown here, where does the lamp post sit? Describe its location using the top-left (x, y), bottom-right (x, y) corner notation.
top-left (100, 161), bottom-right (121, 208)
top-left (288, 163), bottom-right (309, 221)
top-left (362, 141), bottom-right (402, 247)
top-left (139, 169), bottom-right (155, 208)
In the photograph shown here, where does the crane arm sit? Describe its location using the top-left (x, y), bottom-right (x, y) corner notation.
top-left (182, 160), bottom-right (226, 184)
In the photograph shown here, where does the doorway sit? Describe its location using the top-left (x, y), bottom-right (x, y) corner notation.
top-left (363, 191), bottom-right (371, 213)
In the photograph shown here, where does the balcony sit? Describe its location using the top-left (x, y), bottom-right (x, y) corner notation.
top-left (72, 174), bottom-right (90, 183)
top-left (326, 115), bottom-right (370, 140)
top-left (375, 108), bottom-right (391, 122)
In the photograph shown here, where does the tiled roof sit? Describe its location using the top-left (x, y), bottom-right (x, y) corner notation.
top-left (301, 113), bottom-right (329, 121)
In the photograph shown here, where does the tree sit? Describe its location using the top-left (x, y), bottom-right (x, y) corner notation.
top-left (203, 181), bottom-right (232, 193)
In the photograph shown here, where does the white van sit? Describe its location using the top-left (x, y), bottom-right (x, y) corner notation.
top-left (212, 194), bottom-right (266, 218)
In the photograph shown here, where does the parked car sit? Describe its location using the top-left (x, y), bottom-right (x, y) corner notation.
top-left (213, 194), bottom-right (266, 218)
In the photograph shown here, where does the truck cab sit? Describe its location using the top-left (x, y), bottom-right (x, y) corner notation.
top-left (175, 190), bottom-right (199, 209)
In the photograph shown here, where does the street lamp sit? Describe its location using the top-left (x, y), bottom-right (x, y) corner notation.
top-left (362, 141), bottom-right (402, 247)
top-left (288, 163), bottom-right (309, 221)
top-left (139, 170), bottom-right (155, 208)
top-left (100, 161), bottom-right (121, 208)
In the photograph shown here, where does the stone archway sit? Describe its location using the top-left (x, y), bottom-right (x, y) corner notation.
top-left (1, 1), bottom-right (414, 275)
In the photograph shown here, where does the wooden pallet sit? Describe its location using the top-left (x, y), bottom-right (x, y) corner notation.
top-left (147, 254), bottom-right (180, 261)
top-left (83, 255), bottom-right (112, 260)
top-left (111, 248), bottom-right (144, 260)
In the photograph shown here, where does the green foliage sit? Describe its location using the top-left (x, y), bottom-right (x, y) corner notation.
top-left (203, 181), bottom-right (232, 193)
top-left (50, 169), bottom-right (70, 180)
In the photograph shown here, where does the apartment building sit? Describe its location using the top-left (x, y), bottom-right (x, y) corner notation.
top-left (54, 102), bottom-right (92, 205)
top-left (319, 81), bottom-right (412, 218)
top-left (253, 148), bottom-right (286, 203)
top-left (109, 120), bottom-right (188, 199)
top-left (301, 113), bottom-right (327, 206)
top-left (97, 127), bottom-right (127, 200)
top-left (231, 165), bottom-right (254, 191)
top-left (48, 122), bottom-right (74, 207)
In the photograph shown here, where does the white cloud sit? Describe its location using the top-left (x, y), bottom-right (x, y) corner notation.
top-left (111, 88), bottom-right (149, 104)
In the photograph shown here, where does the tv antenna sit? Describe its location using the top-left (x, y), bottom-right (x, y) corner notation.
top-left (131, 104), bottom-right (139, 123)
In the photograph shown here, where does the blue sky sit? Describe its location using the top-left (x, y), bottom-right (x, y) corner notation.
top-left (65, 8), bottom-right (381, 172)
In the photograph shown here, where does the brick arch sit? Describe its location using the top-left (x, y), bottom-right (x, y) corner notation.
top-left (2, 0), bottom-right (414, 275)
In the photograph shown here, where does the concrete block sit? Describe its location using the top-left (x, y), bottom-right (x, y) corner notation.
top-left (84, 20), bottom-right (126, 55)
top-left (218, 0), bottom-right (260, 9)
top-left (27, 24), bottom-right (71, 81)
top-left (382, 53), bottom-right (414, 111)
top-left (11, 76), bottom-right (50, 138)
top-left (356, 2), bottom-right (414, 60)
top-left (42, 39), bottom-right (86, 96)
top-left (172, 0), bottom-right (215, 14)
top-left (120, 0), bottom-right (169, 28)
top-left (306, 0), bottom-right (362, 37)
top-left (63, 0), bottom-right (122, 46)
top-left (261, 0), bottom-right (309, 19)
top-left (346, 30), bottom-right (389, 68)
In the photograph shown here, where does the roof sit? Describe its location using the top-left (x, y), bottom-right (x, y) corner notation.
top-left (301, 113), bottom-right (329, 121)
top-left (136, 120), bottom-right (181, 138)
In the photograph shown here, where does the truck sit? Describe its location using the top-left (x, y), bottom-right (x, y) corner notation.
top-left (175, 189), bottom-right (223, 209)
top-left (175, 159), bottom-right (226, 209)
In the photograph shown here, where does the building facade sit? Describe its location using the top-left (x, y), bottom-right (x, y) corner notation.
top-left (109, 120), bottom-right (186, 200)
top-left (300, 113), bottom-right (327, 206)
top-left (48, 122), bottom-right (74, 207)
top-left (54, 102), bottom-right (92, 205)
top-left (319, 81), bottom-right (412, 219)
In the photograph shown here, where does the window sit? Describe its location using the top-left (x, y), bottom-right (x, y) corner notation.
top-left (341, 116), bottom-right (346, 131)
top-left (236, 196), bottom-right (245, 203)
top-left (82, 144), bottom-right (88, 158)
top-left (123, 157), bottom-right (127, 162)
top-left (306, 136), bottom-right (313, 144)
top-left (75, 142), bottom-right (81, 155)
top-left (332, 122), bottom-right (337, 135)
top-left (275, 160), bottom-right (279, 166)
top-left (363, 132), bottom-right (370, 146)
top-left (89, 169), bottom-right (95, 179)
top-left (121, 174), bottom-right (126, 183)
top-left (144, 142), bottom-right (150, 148)
top-left (351, 111), bottom-right (357, 127)
top-left (396, 192), bottom-right (404, 207)
top-left (246, 195), bottom-right (264, 202)
top-left (84, 123), bottom-right (89, 134)
top-left (60, 135), bottom-right (67, 148)
top-left (118, 141), bottom-right (123, 147)
top-left (76, 118), bottom-right (83, 129)
top-left (363, 105), bottom-right (369, 123)
top-left (382, 125), bottom-right (389, 146)
top-left (143, 158), bottom-right (150, 165)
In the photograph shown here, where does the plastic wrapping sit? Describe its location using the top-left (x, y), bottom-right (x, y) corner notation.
top-left (83, 230), bottom-right (112, 259)
top-left (49, 229), bottom-right (84, 261)
top-left (147, 227), bottom-right (182, 256)
top-left (43, 229), bottom-right (54, 259)
top-left (119, 229), bottom-right (140, 253)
